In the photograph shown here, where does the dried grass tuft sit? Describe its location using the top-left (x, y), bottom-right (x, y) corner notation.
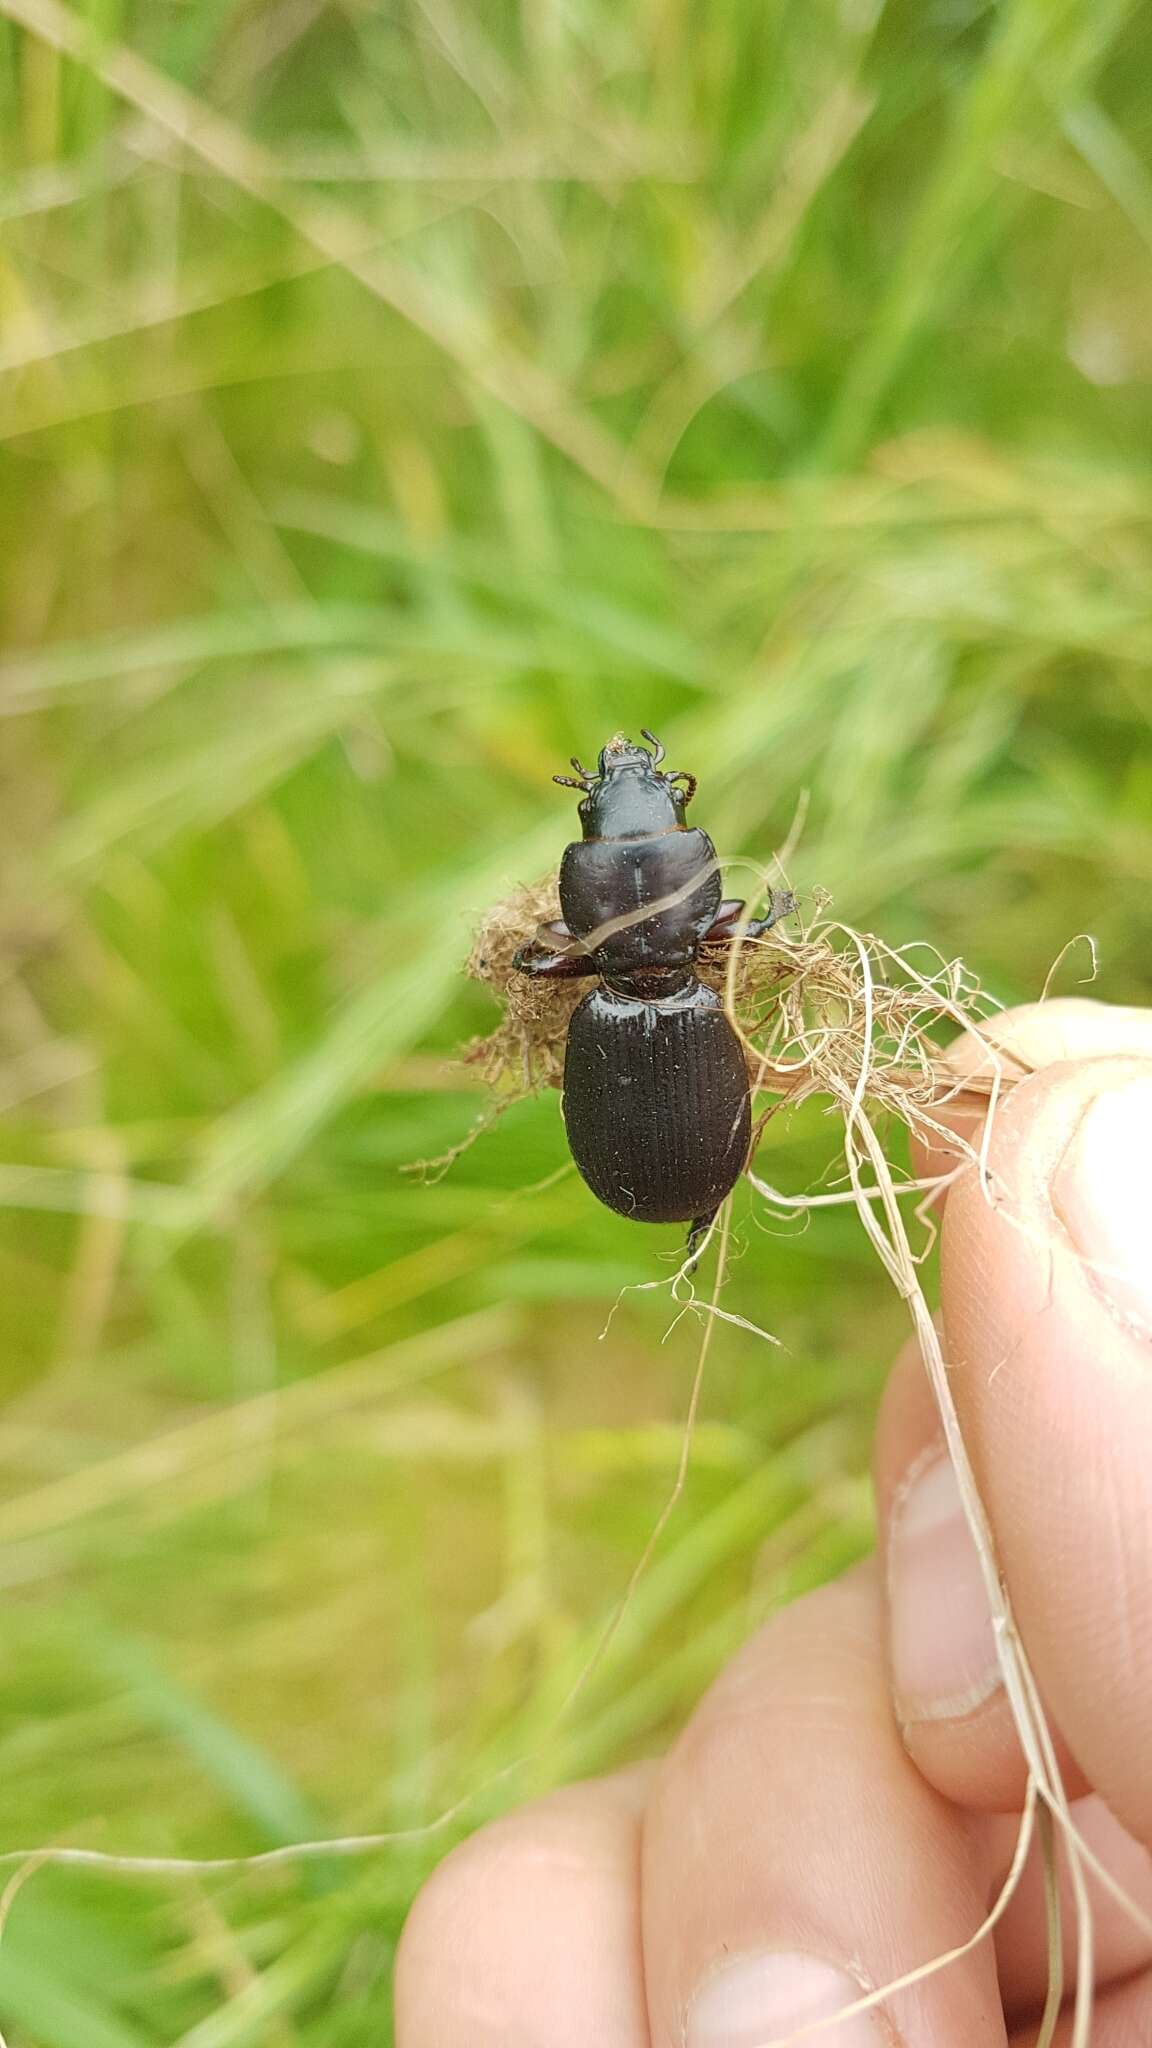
top-left (464, 877), bottom-right (576, 1094)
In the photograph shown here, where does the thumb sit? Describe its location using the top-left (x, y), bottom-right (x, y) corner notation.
top-left (942, 1054), bottom-right (1152, 1842)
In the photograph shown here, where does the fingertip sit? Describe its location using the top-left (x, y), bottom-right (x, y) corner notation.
top-left (943, 1000), bottom-right (1152, 1083)
top-left (910, 999), bottom-right (1152, 1190)
top-left (395, 1772), bottom-right (651, 2047)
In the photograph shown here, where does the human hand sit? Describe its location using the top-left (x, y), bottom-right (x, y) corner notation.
top-left (396, 1001), bottom-right (1152, 2047)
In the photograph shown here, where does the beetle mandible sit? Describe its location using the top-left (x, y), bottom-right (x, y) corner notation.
top-left (513, 730), bottom-right (794, 1257)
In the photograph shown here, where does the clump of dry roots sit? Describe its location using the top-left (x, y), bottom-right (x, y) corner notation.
top-left (464, 878), bottom-right (577, 1094)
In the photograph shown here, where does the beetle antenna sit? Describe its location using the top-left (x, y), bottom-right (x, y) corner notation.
top-left (639, 728), bottom-right (665, 765)
top-left (553, 773), bottom-right (590, 791)
top-left (569, 756), bottom-right (593, 779)
top-left (667, 770), bottom-right (697, 805)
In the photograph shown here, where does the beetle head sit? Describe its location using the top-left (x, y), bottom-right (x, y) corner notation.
top-left (554, 731), bottom-right (695, 840)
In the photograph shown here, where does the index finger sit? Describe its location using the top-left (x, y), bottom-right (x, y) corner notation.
top-left (913, 998), bottom-right (1152, 1189)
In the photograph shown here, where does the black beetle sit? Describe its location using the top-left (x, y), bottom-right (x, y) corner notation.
top-left (513, 731), bottom-right (794, 1256)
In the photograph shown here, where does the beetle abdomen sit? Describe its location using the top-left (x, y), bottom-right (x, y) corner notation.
top-left (561, 981), bottom-right (751, 1224)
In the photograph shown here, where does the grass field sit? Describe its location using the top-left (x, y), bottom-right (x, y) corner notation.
top-left (1, 0), bottom-right (1151, 2038)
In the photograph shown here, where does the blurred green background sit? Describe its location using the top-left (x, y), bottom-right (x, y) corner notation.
top-left (0, 0), bottom-right (1151, 2037)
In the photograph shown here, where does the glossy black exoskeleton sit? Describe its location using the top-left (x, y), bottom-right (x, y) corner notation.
top-left (513, 731), bottom-right (794, 1255)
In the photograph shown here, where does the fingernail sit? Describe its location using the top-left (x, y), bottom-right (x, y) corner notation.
top-left (687, 1951), bottom-right (889, 2047)
top-left (887, 1449), bottom-right (1000, 1723)
top-left (1052, 1074), bottom-right (1152, 1342)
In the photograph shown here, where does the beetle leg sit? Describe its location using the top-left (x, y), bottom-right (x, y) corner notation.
top-left (704, 890), bottom-right (796, 944)
top-left (703, 897), bottom-right (751, 941)
top-left (513, 922), bottom-right (598, 979)
top-left (665, 770), bottom-right (697, 805)
top-left (746, 889), bottom-right (797, 934)
top-left (513, 947), bottom-right (599, 980)
top-left (684, 1209), bottom-right (718, 1270)
top-left (639, 727), bottom-right (666, 765)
